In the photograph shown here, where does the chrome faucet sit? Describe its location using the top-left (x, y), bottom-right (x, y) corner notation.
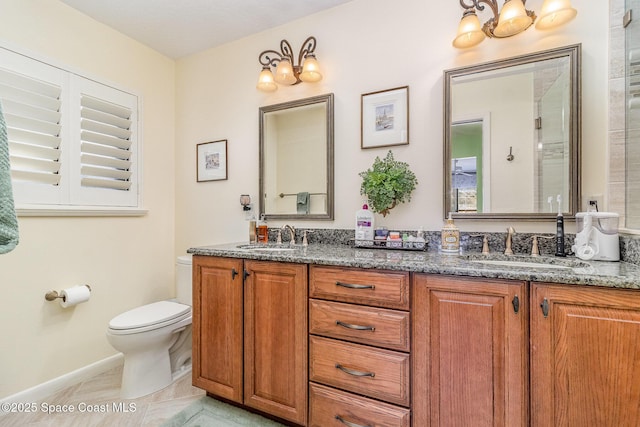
top-left (281, 224), bottom-right (296, 245)
top-left (504, 227), bottom-right (516, 255)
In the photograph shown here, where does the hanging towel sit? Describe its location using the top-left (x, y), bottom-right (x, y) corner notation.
top-left (296, 192), bottom-right (310, 214)
top-left (0, 101), bottom-right (19, 254)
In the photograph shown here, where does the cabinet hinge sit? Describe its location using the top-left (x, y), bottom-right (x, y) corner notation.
top-left (512, 295), bottom-right (520, 314)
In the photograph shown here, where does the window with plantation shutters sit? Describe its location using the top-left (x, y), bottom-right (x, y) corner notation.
top-left (0, 46), bottom-right (141, 213)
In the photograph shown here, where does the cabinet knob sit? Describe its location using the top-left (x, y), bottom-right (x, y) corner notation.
top-left (541, 298), bottom-right (550, 317)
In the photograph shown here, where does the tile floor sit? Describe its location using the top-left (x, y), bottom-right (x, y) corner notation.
top-left (0, 365), bottom-right (205, 426)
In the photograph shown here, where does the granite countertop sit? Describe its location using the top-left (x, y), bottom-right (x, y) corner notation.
top-left (188, 242), bottom-right (640, 290)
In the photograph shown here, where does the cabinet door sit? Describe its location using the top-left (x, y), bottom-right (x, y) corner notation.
top-left (413, 274), bottom-right (528, 427)
top-left (531, 283), bottom-right (640, 427)
top-left (244, 260), bottom-right (308, 425)
top-left (192, 256), bottom-right (243, 403)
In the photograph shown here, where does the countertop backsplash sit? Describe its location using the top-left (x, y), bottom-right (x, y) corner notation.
top-left (263, 227), bottom-right (640, 266)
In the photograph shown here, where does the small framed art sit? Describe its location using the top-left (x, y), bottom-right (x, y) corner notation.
top-left (361, 86), bottom-right (409, 149)
top-left (196, 140), bottom-right (228, 182)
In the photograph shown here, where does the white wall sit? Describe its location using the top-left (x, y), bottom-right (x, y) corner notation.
top-left (175, 0), bottom-right (608, 252)
top-left (0, 0), bottom-right (176, 397)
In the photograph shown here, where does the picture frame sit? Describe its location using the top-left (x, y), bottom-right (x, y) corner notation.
top-left (196, 139), bottom-right (228, 182)
top-left (361, 86), bottom-right (409, 149)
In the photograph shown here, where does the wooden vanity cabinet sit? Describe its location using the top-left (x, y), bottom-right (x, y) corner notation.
top-left (308, 265), bottom-right (411, 427)
top-left (192, 256), bottom-right (308, 426)
top-left (530, 283), bottom-right (640, 427)
top-left (192, 256), bottom-right (243, 402)
top-left (412, 274), bottom-right (528, 427)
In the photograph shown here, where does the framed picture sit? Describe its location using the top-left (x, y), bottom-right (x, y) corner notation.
top-left (361, 86), bottom-right (409, 149)
top-left (196, 140), bottom-right (228, 182)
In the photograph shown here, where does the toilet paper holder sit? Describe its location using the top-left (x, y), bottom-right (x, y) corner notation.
top-left (45, 285), bottom-right (92, 302)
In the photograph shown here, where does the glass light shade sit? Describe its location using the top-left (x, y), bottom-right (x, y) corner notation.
top-left (452, 11), bottom-right (486, 48)
top-left (256, 67), bottom-right (277, 92)
top-left (299, 55), bottom-right (323, 83)
top-left (274, 58), bottom-right (297, 85)
top-left (493, 0), bottom-right (533, 37)
top-left (535, 0), bottom-right (577, 30)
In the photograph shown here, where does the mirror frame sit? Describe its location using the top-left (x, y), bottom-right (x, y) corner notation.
top-left (443, 44), bottom-right (581, 221)
top-left (259, 93), bottom-right (334, 220)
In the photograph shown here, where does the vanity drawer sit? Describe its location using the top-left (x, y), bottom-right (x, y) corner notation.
top-left (309, 299), bottom-right (410, 352)
top-left (309, 265), bottom-right (409, 310)
top-left (309, 336), bottom-right (410, 407)
top-left (309, 383), bottom-right (410, 427)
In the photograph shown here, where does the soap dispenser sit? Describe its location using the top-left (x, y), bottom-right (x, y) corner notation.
top-left (441, 213), bottom-right (460, 254)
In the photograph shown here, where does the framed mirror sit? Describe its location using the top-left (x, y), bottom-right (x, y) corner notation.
top-left (444, 44), bottom-right (581, 220)
top-left (259, 93), bottom-right (334, 220)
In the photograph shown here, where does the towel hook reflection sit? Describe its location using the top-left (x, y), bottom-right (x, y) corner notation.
top-left (507, 146), bottom-right (515, 162)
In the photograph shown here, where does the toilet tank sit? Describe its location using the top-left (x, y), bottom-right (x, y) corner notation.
top-left (176, 254), bottom-right (193, 305)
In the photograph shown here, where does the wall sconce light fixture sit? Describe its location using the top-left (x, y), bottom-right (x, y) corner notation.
top-left (240, 194), bottom-right (251, 211)
top-left (453, 0), bottom-right (577, 49)
top-left (256, 36), bottom-right (323, 92)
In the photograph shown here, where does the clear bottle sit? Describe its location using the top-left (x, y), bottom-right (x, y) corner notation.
top-left (441, 213), bottom-right (460, 253)
top-left (414, 227), bottom-right (426, 250)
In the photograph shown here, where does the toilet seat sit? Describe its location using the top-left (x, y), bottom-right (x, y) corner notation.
top-left (108, 301), bottom-right (191, 335)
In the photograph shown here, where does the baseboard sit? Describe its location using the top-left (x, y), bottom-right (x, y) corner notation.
top-left (0, 353), bottom-right (124, 406)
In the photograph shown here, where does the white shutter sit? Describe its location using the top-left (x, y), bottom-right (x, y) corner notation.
top-left (71, 77), bottom-right (138, 207)
top-left (1, 72), bottom-right (63, 184)
top-left (0, 48), bottom-right (68, 205)
top-left (80, 95), bottom-right (133, 190)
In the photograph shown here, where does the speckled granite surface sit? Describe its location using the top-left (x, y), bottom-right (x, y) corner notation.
top-left (188, 238), bottom-right (640, 290)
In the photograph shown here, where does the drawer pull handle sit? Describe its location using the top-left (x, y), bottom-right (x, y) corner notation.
top-left (336, 320), bottom-right (375, 332)
top-left (335, 364), bottom-right (375, 378)
top-left (335, 415), bottom-right (371, 427)
top-left (336, 281), bottom-right (375, 290)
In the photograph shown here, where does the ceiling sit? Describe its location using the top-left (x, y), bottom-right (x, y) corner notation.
top-left (59, 0), bottom-right (354, 59)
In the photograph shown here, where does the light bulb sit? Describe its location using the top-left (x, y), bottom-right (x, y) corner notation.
top-left (274, 58), bottom-right (297, 85)
top-left (494, 0), bottom-right (532, 37)
top-left (256, 66), bottom-right (277, 92)
top-left (536, 0), bottom-right (577, 30)
top-left (299, 54), bottom-right (323, 83)
top-left (453, 10), bottom-right (486, 48)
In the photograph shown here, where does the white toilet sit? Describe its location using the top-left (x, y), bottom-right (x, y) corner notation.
top-left (106, 255), bottom-right (193, 399)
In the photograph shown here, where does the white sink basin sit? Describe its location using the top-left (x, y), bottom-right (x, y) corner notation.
top-left (236, 244), bottom-right (296, 252)
top-left (470, 259), bottom-right (573, 270)
top-left (465, 255), bottom-right (590, 271)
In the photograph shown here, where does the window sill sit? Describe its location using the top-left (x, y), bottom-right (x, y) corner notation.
top-left (16, 205), bottom-right (148, 217)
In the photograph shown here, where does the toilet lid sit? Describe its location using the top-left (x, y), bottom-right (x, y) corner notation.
top-left (109, 301), bottom-right (191, 330)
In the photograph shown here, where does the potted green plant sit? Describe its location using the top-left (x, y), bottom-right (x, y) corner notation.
top-left (359, 150), bottom-right (418, 217)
